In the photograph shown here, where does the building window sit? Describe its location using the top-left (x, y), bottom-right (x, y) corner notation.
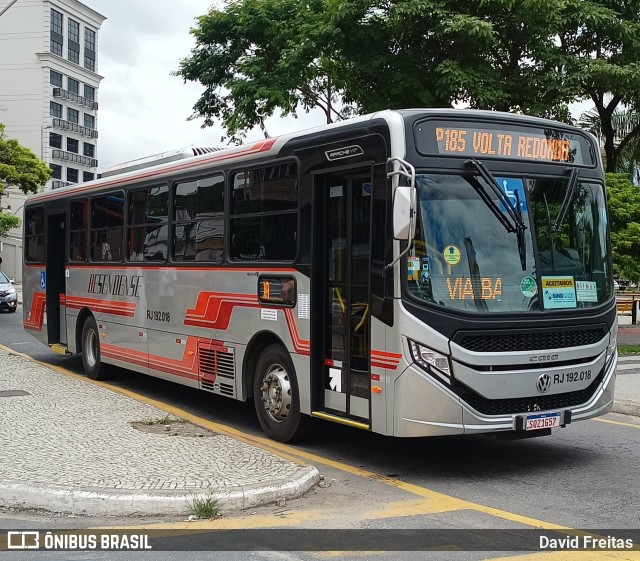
top-left (230, 162), bottom-right (298, 261)
top-left (84, 28), bottom-right (96, 71)
top-left (67, 108), bottom-right (79, 124)
top-left (173, 174), bottom-right (225, 262)
top-left (67, 168), bottom-right (79, 183)
top-left (50, 70), bottom-right (63, 87)
top-left (49, 133), bottom-right (62, 149)
top-left (50, 101), bottom-right (63, 118)
top-left (84, 84), bottom-right (95, 101)
top-left (83, 142), bottom-right (95, 157)
top-left (67, 138), bottom-right (79, 153)
top-left (91, 192), bottom-right (124, 262)
top-left (67, 77), bottom-right (79, 95)
top-left (50, 9), bottom-right (63, 57)
top-left (127, 185), bottom-right (169, 261)
top-left (25, 207), bottom-right (45, 263)
top-left (84, 114), bottom-right (95, 129)
top-left (49, 163), bottom-right (62, 179)
top-left (69, 199), bottom-right (89, 262)
top-left (83, 171), bottom-right (95, 182)
top-left (68, 19), bottom-right (80, 64)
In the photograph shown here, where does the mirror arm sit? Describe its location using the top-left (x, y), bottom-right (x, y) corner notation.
top-left (385, 158), bottom-right (417, 272)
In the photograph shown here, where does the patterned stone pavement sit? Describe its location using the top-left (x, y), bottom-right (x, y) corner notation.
top-left (0, 348), bottom-right (318, 516)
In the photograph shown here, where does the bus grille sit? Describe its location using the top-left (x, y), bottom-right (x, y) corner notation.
top-left (458, 371), bottom-right (604, 416)
top-left (456, 328), bottom-right (606, 353)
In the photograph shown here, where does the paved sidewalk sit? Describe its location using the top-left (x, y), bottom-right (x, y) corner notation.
top-left (0, 348), bottom-right (319, 517)
top-left (2, 292), bottom-right (638, 517)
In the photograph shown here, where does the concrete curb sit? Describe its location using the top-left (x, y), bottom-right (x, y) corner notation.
top-left (612, 399), bottom-right (640, 418)
top-left (0, 466), bottom-right (320, 516)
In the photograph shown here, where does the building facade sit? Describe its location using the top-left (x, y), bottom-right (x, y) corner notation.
top-left (0, 0), bottom-right (105, 281)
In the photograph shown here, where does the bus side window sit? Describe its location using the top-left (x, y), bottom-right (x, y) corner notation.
top-left (69, 199), bottom-right (88, 262)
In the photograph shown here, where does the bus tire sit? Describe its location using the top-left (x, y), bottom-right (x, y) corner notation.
top-left (81, 316), bottom-right (107, 380)
top-left (253, 344), bottom-right (309, 443)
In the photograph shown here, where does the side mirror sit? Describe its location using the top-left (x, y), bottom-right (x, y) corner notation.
top-left (393, 186), bottom-right (414, 240)
top-left (10, 279), bottom-right (15, 285)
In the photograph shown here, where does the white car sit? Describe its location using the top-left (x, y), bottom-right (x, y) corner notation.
top-left (0, 271), bottom-right (18, 313)
top-left (613, 280), bottom-right (620, 291)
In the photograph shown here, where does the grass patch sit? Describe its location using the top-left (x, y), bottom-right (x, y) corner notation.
top-left (618, 345), bottom-right (640, 355)
top-left (186, 492), bottom-right (221, 519)
top-left (140, 414), bottom-right (187, 426)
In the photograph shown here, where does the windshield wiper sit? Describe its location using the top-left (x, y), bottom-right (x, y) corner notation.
top-left (553, 167), bottom-right (579, 232)
top-left (464, 236), bottom-right (489, 312)
top-left (465, 159), bottom-right (528, 270)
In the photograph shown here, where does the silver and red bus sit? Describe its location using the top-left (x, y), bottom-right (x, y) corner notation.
top-left (23, 109), bottom-right (617, 442)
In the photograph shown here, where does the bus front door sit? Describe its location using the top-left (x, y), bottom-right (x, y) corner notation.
top-left (315, 168), bottom-right (372, 426)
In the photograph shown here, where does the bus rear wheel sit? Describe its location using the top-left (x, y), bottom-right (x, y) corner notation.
top-left (81, 316), bottom-right (107, 380)
top-left (253, 344), bottom-right (309, 443)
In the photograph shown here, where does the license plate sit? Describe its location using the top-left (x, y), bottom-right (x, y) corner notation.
top-left (525, 412), bottom-right (561, 431)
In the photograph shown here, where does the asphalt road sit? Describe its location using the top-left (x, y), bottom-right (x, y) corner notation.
top-left (2, 304), bottom-right (640, 560)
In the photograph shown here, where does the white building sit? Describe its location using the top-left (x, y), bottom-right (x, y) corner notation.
top-left (0, 0), bottom-right (106, 282)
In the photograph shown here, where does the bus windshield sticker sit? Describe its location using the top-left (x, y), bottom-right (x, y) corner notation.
top-left (443, 245), bottom-right (461, 266)
top-left (408, 257), bottom-right (420, 281)
top-left (575, 280), bottom-right (598, 302)
top-left (541, 276), bottom-right (577, 309)
top-left (520, 276), bottom-right (537, 298)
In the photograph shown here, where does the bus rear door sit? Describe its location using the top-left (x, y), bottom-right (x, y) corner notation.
top-left (45, 211), bottom-right (67, 348)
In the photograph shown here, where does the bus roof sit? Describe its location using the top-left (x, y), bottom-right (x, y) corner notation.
top-left (28, 108), bottom-right (595, 204)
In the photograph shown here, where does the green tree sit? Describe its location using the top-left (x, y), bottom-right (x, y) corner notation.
top-left (177, 0), bottom-right (640, 148)
top-left (0, 123), bottom-right (51, 237)
top-left (176, 0), bottom-right (354, 141)
top-left (605, 173), bottom-right (640, 282)
top-left (579, 106), bottom-right (640, 181)
top-left (559, 0), bottom-right (640, 173)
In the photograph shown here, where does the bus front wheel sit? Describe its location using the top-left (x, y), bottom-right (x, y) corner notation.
top-left (253, 344), bottom-right (309, 443)
top-left (81, 316), bottom-right (107, 380)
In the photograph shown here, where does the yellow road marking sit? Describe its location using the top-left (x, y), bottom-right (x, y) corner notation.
top-left (593, 417), bottom-right (640, 429)
top-left (0, 343), bottom-right (634, 535)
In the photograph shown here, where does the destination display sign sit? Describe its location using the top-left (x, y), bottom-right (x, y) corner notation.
top-left (415, 120), bottom-right (594, 165)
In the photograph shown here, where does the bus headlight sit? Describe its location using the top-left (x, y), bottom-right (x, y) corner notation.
top-left (409, 340), bottom-right (451, 381)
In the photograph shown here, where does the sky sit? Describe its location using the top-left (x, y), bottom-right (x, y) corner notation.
top-left (83, 0), bottom-right (328, 173)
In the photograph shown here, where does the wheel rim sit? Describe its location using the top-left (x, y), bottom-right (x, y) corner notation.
top-left (85, 328), bottom-right (98, 368)
top-left (259, 363), bottom-right (292, 424)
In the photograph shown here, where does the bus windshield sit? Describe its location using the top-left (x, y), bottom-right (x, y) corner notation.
top-left (407, 172), bottom-right (613, 313)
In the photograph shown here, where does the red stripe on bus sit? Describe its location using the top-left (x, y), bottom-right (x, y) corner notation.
top-left (184, 292), bottom-right (260, 329)
top-left (371, 350), bottom-right (403, 359)
top-left (371, 361), bottom-right (400, 370)
top-left (102, 336), bottom-right (205, 381)
top-left (60, 264), bottom-right (297, 272)
top-left (23, 292), bottom-right (47, 332)
top-left (284, 308), bottom-right (310, 355)
top-left (65, 296), bottom-right (136, 317)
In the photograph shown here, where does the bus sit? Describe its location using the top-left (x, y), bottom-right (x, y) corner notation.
top-left (22, 109), bottom-right (617, 442)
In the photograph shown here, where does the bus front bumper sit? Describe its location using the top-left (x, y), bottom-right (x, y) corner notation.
top-left (393, 352), bottom-right (617, 438)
